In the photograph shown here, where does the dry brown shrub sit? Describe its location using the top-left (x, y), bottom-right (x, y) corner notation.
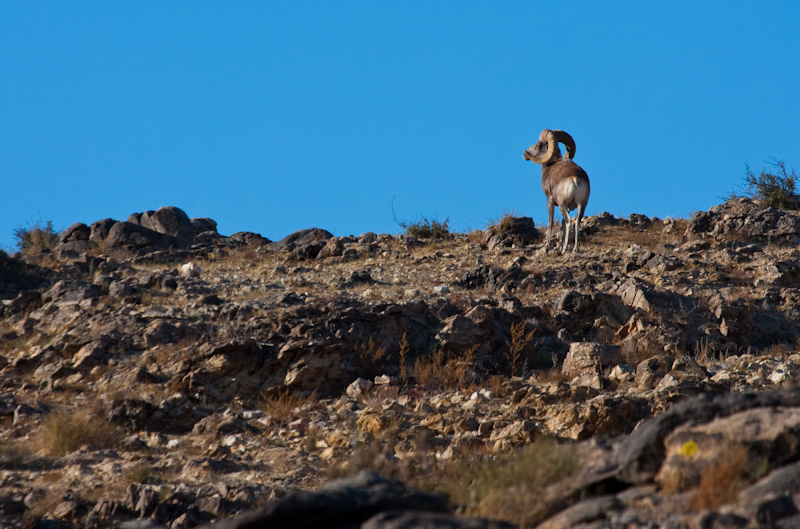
top-left (506, 321), bottom-right (536, 376)
top-left (487, 210), bottom-right (521, 237)
top-left (689, 445), bottom-right (749, 510)
top-left (487, 374), bottom-right (507, 396)
top-left (36, 408), bottom-right (122, 456)
top-left (535, 368), bottom-right (569, 384)
top-left (357, 337), bottom-right (388, 377)
top-left (259, 389), bottom-right (317, 424)
top-left (763, 342), bottom-right (792, 360)
top-left (413, 345), bottom-right (478, 391)
top-left (694, 336), bottom-right (717, 366)
top-left (398, 332), bottom-right (410, 381)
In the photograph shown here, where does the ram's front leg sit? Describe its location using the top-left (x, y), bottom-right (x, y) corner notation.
top-left (546, 198), bottom-right (555, 251)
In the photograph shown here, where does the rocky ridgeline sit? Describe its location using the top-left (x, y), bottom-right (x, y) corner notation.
top-left (2, 200), bottom-right (800, 527)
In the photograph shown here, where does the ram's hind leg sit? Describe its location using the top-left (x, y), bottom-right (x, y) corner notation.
top-left (573, 203), bottom-right (585, 253)
top-left (559, 205), bottom-right (571, 254)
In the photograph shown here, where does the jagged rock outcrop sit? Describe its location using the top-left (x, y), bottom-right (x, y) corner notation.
top-left (687, 197), bottom-right (800, 241)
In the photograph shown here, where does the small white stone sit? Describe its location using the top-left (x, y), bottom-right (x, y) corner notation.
top-left (346, 378), bottom-right (373, 399)
top-left (222, 435), bottom-right (240, 447)
top-left (180, 262), bottom-right (202, 278)
top-left (770, 369), bottom-right (787, 385)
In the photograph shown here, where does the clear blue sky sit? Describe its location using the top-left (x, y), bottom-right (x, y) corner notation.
top-left (2, 2), bottom-right (799, 251)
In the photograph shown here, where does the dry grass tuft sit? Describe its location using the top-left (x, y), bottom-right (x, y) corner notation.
top-left (259, 389), bottom-right (317, 424)
top-left (36, 408), bottom-right (122, 456)
top-left (455, 437), bottom-right (579, 528)
top-left (125, 463), bottom-right (153, 484)
top-left (586, 220), bottom-right (686, 251)
top-left (487, 211), bottom-right (521, 236)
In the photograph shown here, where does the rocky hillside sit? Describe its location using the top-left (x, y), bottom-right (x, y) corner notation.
top-left (3, 198), bottom-right (800, 528)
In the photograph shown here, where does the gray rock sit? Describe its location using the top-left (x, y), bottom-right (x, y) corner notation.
top-left (562, 343), bottom-right (622, 378)
top-left (270, 228), bottom-right (334, 252)
top-left (89, 218), bottom-right (119, 245)
top-left (362, 511), bottom-right (514, 529)
top-left (200, 471), bottom-right (448, 529)
top-left (105, 222), bottom-right (180, 255)
top-left (59, 222), bottom-right (90, 243)
top-left (536, 495), bottom-right (624, 529)
top-left (109, 280), bottom-right (136, 299)
top-left (616, 386), bottom-right (800, 485)
top-left (191, 217), bottom-right (219, 236)
top-left (687, 197), bottom-right (800, 241)
top-left (486, 216), bottom-right (540, 250)
top-left (128, 206), bottom-right (195, 248)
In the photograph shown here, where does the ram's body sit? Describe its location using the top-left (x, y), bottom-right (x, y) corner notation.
top-left (524, 130), bottom-right (591, 253)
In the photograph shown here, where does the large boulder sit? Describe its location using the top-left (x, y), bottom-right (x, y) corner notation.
top-left (128, 206), bottom-right (195, 248)
top-left (89, 218), bottom-right (119, 245)
top-left (562, 343), bottom-right (623, 378)
top-left (485, 216), bottom-right (540, 250)
top-left (270, 228), bottom-right (334, 261)
top-left (55, 222), bottom-right (92, 258)
top-left (104, 222), bottom-right (181, 255)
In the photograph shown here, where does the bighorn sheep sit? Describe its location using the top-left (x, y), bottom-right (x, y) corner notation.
top-left (523, 129), bottom-right (590, 253)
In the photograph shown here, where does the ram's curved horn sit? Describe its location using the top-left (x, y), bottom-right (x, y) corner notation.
top-left (552, 130), bottom-right (576, 159)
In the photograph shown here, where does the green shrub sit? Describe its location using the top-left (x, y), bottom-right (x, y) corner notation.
top-left (13, 220), bottom-right (60, 251)
top-left (743, 160), bottom-right (800, 210)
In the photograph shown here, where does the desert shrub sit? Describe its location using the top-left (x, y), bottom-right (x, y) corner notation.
top-left (13, 220), bottom-right (60, 251)
top-left (36, 408), bottom-right (122, 456)
top-left (125, 463), bottom-right (153, 484)
top-left (259, 389), bottom-right (317, 424)
top-left (456, 437), bottom-right (579, 527)
top-left (398, 332), bottom-right (410, 381)
top-left (398, 216), bottom-right (450, 240)
top-left (356, 337), bottom-right (389, 378)
top-left (487, 211), bottom-right (519, 236)
top-left (413, 345), bottom-right (478, 391)
top-left (0, 438), bottom-right (29, 465)
top-left (506, 321), bottom-right (536, 376)
top-left (743, 160), bottom-right (800, 210)
top-left (688, 445), bottom-right (750, 510)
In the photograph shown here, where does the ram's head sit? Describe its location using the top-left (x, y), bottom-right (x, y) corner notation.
top-left (523, 129), bottom-right (576, 163)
